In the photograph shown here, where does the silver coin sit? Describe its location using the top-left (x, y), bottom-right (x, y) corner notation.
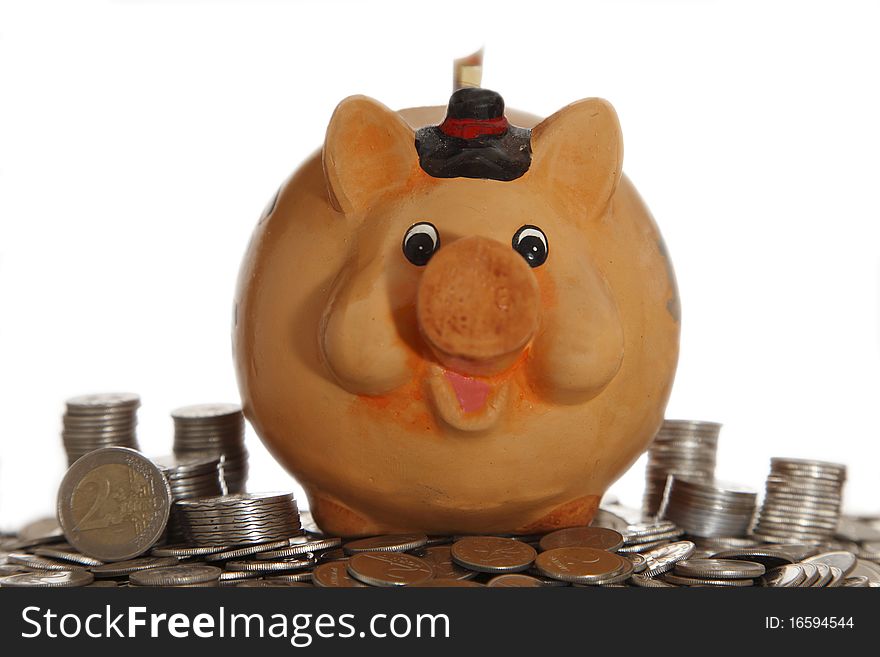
top-left (263, 572), bottom-right (314, 583)
top-left (203, 539), bottom-right (293, 562)
top-left (848, 559), bottom-right (880, 585)
top-left (236, 580), bottom-right (313, 588)
top-left (218, 570), bottom-right (263, 583)
top-left (711, 547), bottom-right (795, 569)
top-left (16, 517), bottom-right (64, 544)
top-left (347, 552), bottom-right (434, 587)
top-left (255, 537), bottom-right (342, 560)
top-left (171, 403), bottom-right (242, 420)
top-left (617, 539), bottom-right (670, 554)
top-left (225, 556), bottom-right (315, 573)
top-left (662, 573), bottom-right (753, 587)
top-left (857, 541), bottom-right (880, 561)
top-left (798, 563), bottom-right (821, 587)
top-left (626, 553), bottom-right (648, 573)
top-left (641, 541), bottom-right (696, 577)
top-left (811, 564), bottom-right (833, 587)
top-left (33, 546), bottom-right (105, 567)
top-left (0, 569), bottom-right (95, 588)
top-left (0, 565), bottom-right (30, 577)
top-left (91, 556), bottom-right (179, 578)
top-left (343, 534), bottom-right (428, 555)
top-left (8, 552), bottom-right (80, 571)
top-left (826, 566), bottom-right (845, 588)
top-left (129, 565), bottom-right (222, 587)
top-left (630, 573), bottom-right (677, 587)
top-left (175, 492), bottom-right (293, 509)
top-left (759, 564), bottom-right (806, 587)
top-left (770, 544), bottom-right (821, 562)
top-left (802, 550), bottom-right (857, 576)
top-left (590, 509), bottom-right (630, 533)
top-left (316, 548), bottom-right (348, 563)
top-left (674, 558), bottom-right (765, 579)
top-left (842, 576), bottom-right (869, 587)
top-left (66, 393), bottom-right (141, 409)
top-left (624, 521), bottom-right (678, 541)
top-left (57, 447), bottom-right (171, 562)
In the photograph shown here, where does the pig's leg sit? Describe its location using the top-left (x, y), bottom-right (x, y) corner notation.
top-left (309, 489), bottom-right (406, 538)
top-left (514, 495), bottom-right (601, 534)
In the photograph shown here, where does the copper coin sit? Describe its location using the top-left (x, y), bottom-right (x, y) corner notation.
top-left (312, 561), bottom-right (366, 588)
top-left (487, 573), bottom-right (544, 587)
top-left (419, 545), bottom-right (479, 580)
top-left (451, 537), bottom-right (536, 573)
top-left (534, 547), bottom-right (629, 584)
top-left (347, 552), bottom-right (434, 587)
top-left (539, 527), bottom-right (624, 552)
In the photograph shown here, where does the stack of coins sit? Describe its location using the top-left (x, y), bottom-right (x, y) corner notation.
top-left (751, 458), bottom-right (847, 545)
top-left (174, 492), bottom-right (301, 546)
top-left (61, 393), bottom-right (141, 466)
top-left (172, 404), bottom-right (248, 494)
top-left (664, 558), bottom-right (766, 587)
top-left (618, 520), bottom-right (685, 554)
top-left (642, 420), bottom-right (721, 517)
top-left (660, 477), bottom-right (757, 538)
top-left (153, 454), bottom-right (224, 542)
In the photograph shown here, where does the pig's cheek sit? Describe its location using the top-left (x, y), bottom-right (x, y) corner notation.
top-left (526, 273), bottom-right (624, 404)
top-left (320, 276), bottom-right (412, 396)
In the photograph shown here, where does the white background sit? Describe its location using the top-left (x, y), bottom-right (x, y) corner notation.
top-left (1, 0), bottom-right (878, 533)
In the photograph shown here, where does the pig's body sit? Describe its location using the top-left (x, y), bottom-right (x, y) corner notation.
top-left (233, 101), bottom-right (680, 536)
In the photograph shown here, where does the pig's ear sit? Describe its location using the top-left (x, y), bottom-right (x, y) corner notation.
top-left (529, 98), bottom-right (623, 219)
top-left (323, 95), bottom-right (419, 215)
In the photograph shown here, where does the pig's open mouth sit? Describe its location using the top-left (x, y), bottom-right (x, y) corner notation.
top-left (426, 364), bottom-right (510, 432)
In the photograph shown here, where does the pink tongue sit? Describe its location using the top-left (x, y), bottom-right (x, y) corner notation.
top-left (443, 370), bottom-right (491, 413)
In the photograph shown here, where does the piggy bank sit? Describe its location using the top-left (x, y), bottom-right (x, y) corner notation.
top-left (233, 86), bottom-right (680, 536)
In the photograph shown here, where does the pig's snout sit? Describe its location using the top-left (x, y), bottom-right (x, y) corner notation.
top-left (416, 236), bottom-right (540, 376)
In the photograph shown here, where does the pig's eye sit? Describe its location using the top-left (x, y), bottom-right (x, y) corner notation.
top-left (512, 225), bottom-right (548, 267)
top-left (402, 222), bottom-right (440, 266)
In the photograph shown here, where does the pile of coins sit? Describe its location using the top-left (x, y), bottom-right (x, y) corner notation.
top-left (154, 454), bottom-right (224, 502)
top-left (154, 454), bottom-right (224, 542)
top-left (2, 405), bottom-right (879, 589)
top-left (174, 492), bottom-right (301, 546)
top-left (643, 420), bottom-right (721, 516)
top-left (61, 393), bottom-right (141, 466)
top-left (660, 476), bottom-right (757, 538)
top-left (3, 504), bottom-right (880, 587)
top-left (172, 404), bottom-right (248, 494)
top-left (752, 458), bottom-right (847, 545)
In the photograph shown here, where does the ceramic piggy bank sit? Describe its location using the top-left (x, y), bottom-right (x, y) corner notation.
top-left (233, 86), bottom-right (680, 536)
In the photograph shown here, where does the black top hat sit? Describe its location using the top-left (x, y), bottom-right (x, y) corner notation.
top-left (415, 88), bottom-right (531, 182)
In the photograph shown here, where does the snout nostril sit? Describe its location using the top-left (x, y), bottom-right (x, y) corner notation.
top-left (416, 235), bottom-right (540, 372)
